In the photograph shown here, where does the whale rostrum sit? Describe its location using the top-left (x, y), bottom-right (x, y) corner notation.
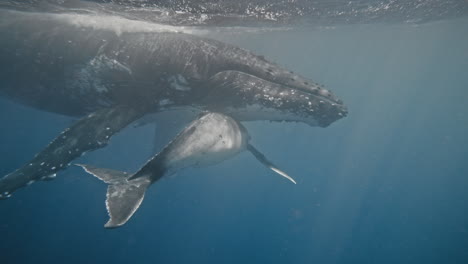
top-left (77, 112), bottom-right (294, 228)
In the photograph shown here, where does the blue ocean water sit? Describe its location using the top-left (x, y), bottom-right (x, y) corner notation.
top-left (1, 13), bottom-right (468, 264)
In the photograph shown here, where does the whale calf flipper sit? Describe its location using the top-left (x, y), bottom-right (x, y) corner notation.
top-left (76, 164), bottom-right (150, 228)
top-left (247, 144), bottom-right (297, 184)
top-left (0, 105), bottom-right (147, 199)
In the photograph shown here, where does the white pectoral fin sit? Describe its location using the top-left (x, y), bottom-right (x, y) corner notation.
top-left (247, 144), bottom-right (296, 184)
top-left (269, 166), bottom-right (297, 185)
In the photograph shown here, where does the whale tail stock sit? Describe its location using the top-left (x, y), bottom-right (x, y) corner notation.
top-left (76, 164), bottom-right (151, 228)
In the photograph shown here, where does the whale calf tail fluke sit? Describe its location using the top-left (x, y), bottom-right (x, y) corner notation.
top-left (103, 179), bottom-right (150, 229)
top-left (76, 164), bottom-right (151, 228)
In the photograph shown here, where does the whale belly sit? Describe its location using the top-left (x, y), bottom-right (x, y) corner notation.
top-left (161, 113), bottom-right (249, 174)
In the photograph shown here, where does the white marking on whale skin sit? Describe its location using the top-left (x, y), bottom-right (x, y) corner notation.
top-left (68, 61), bottom-right (109, 95)
top-left (159, 99), bottom-right (174, 107)
top-left (89, 55), bottom-right (132, 76)
top-left (168, 74), bottom-right (191, 92)
top-left (66, 54), bottom-right (131, 105)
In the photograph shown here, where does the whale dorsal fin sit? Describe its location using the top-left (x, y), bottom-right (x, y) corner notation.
top-left (247, 144), bottom-right (296, 184)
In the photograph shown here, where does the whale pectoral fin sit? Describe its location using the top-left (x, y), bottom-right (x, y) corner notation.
top-left (202, 70), bottom-right (274, 105)
top-left (0, 105), bottom-right (147, 199)
top-left (247, 144), bottom-right (297, 184)
top-left (77, 164), bottom-right (150, 228)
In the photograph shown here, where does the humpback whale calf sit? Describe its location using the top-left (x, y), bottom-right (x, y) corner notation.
top-left (78, 112), bottom-right (295, 228)
top-left (0, 10), bottom-right (347, 199)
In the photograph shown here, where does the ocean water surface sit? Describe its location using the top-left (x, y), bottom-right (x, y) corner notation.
top-left (1, 2), bottom-right (468, 264)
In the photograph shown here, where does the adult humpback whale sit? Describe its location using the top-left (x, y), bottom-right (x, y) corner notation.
top-left (0, 10), bottom-right (347, 198)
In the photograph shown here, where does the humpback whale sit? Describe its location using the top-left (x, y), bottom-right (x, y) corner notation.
top-left (0, 10), bottom-right (347, 199)
top-left (78, 112), bottom-right (295, 228)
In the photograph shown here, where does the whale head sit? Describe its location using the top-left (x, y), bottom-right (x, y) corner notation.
top-left (201, 70), bottom-right (347, 127)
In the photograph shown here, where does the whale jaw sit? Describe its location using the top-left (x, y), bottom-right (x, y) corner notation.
top-left (200, 71), bottom-right (347, 127)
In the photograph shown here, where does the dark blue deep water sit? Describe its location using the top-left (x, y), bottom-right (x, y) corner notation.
top-left (1, 6), bottom-right (468, 264)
